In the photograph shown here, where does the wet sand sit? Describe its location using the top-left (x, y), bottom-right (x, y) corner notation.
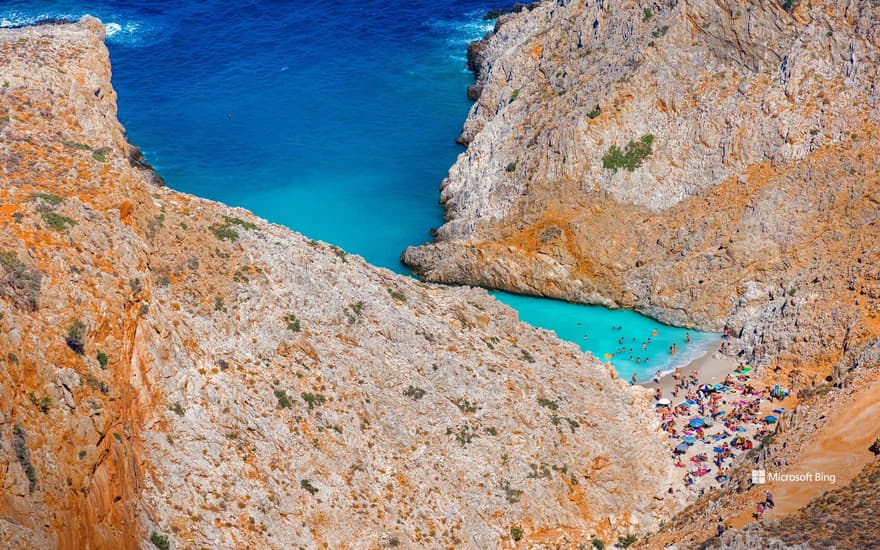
top-left (639, 339), bottom-right (738, 398)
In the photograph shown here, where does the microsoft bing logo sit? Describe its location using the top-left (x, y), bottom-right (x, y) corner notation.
top-left (752, 470), bottom-right (767, 484)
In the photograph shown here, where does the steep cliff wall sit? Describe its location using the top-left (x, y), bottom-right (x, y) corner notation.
top-left (403, 0), bottom-right (880, 385)
top-left (0, 19), bottom-right (679, 548)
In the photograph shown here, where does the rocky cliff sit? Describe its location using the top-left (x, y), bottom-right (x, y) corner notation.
top-left (0, 18), bottom-right (680, 549)
top-left (403, 0), bottom-right (880, 385)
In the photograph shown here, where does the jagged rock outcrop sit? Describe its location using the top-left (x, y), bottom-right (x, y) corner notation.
top-left (0, 19), bottom-right (680, 548)
top-left (403, 0), bottom-right (880, 384)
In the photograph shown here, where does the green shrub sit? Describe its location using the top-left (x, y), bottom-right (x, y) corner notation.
top-left (652, 25), bottom-right (669, 38)
top-left (591, 538), bottom-right (605, 550)
top-left (214, 297), bottom-right (226, 312)
top-left (85, 374), bottom-right (110, 394)
top-left (618, 534), bottom-right (638, 548)
top-left (29, 192), bottom-right (63, 206)
top-left (510, 525), bottom-right (524, 542)
top-left (66, 318), bottom-right (86, 354)
top-left (505, 161), bottom-right (518, 172)
top-left (403, 386), bottom-right (426, 400)
top-left (349, 301), bottom-right (366, 316)
top-left (209, 215), bottom-right (258, 241)
top-left (500, 479), bottom-right (522, 503)
top-left (528, 462), bottom-right (551, 479)
top-left (150, 532), bottom-right (170, 550)
top-left (643, 7), bottom-right (653, 21)
top-left (587, 108), bottom-right (601, 119)
top-left (274, 389), bottom-right (292, 409)
top-left (302, 392), bottom-right (326, 410)
top-left (537, 397), bottom-right (559, 411)
top-left (91, 146), bottom-right (111, 162)
top-left (170, 402), bottom-right (185, 416)
top-left (37, 207), bottom-right (76, 232)
top-left (12, 425), bottom-right (37, 493)
top-left (96, 350), bottom-right (108, 369)
top-left (601, 134), bottom-right (654, 172)
top-left (387, 288), bottom-right (406, 302)
top-left (300, 479), bottom-right (319, 495)
top-left (209, 224), bottom-right (239, 241)
top-left (0, 250), bottom-right (42, 310)
top-left (284, 313), bottom-right (301, 332)
top-left (455, 398), bottom-right (478, 413)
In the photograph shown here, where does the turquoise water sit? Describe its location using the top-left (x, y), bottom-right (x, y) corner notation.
top-left (1, 1), bottom-right (714, 380)
top-left (493, 292), bottom-right (717, 381)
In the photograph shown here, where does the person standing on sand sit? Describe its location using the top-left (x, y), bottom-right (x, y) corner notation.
top-left (653, 370), bottom-right (661, 383)
top-left (631, 372), bottom-right (637, 385)
top-left (764, 490), bottom-right (775, 509)
top-left (756, 501), bottom-right (765, 519)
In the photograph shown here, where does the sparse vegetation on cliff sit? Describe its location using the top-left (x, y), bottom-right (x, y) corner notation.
top-left (150, 532), bottom-right (170, 550)
top-left (300, 479), bottom-right (319, 495)
top-left (66, 318), bottom-right (86, 353)
top-left (274, 388), bottom-right (292, 409)
top-left (209, 215), bottom-right (258, 242)
top-left (284, 313), bottom-right (301, 332)
top-left (387, 288), bottom-right (406, 302)
top-left (0, 250), bottom-right (42, 310)
top-left (13, 424), bottom-right (37, 493)
top-left (601, 134), bottom-right (654, 172)
top-left (301, 392), bottom-right (326, 410)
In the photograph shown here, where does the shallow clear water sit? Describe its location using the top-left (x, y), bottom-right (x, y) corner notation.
top-left (2, 1), bottom-right (714, 380)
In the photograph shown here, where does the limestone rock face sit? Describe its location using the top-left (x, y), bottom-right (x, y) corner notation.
top-left (403, 0), bottom-right (880, 384)
top-left (0, 19), bottom-right (678, 548)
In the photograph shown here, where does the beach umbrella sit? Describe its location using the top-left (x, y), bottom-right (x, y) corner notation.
top-left (689, 418), bottom-right (705, 428)
top-left (765, 415), bottom-right (778, 424)
top-left (683, 436), bottom-right (697, 444)
top-left (674, 443), bottom-right (690, 453)
top-left (702, 417), bottom-right (715, 427)
top-left (656, 398), bottom-right (671, 406)
top-left (713, 447), bottom-right (725, 454)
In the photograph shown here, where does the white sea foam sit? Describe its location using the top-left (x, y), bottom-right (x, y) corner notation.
top-left (0, 9), bottom-right (151, 46)
top-left (659, 336), bottom-right (722, 377)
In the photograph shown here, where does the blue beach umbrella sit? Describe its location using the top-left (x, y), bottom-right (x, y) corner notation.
top-left (674, 443), bottom-right (690, 454)
top-left (713, 447), bottom-right (725, 453)
top-left (689, 418), bottom-right (705, 428)
top-left (765, 415), bottom-right (778, 424)
top-left (683, 436), bottom-right (697, 444)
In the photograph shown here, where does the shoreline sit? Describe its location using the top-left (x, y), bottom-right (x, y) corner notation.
top-left (638, 338), bottom-right (738, 397)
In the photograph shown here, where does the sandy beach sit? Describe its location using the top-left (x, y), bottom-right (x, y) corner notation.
top-left (641, 339), bottom-right (736, 398)
top-left (637, 338), bottom-right (794, 497)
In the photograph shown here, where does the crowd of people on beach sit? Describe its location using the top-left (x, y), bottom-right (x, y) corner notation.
top-left (651, 363), bottom-right (789, 493)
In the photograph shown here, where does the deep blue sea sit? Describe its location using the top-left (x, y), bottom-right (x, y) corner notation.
top-left (2, 1), bottom-right (715, 380)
